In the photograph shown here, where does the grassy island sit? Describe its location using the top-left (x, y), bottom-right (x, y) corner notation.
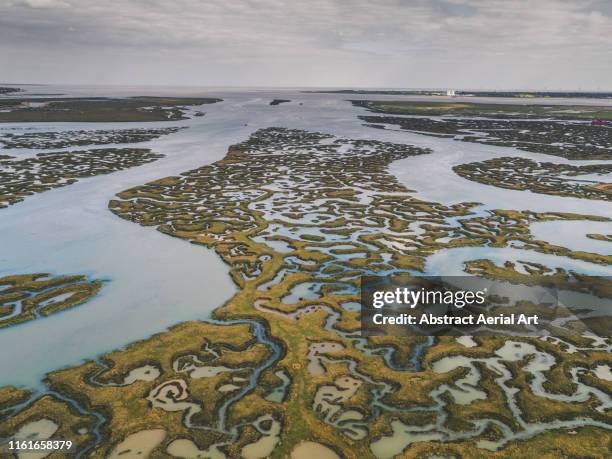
top-left (0, 273), bottom-right (102, 329)
top-left (0, 96), bottom-right (222, 123)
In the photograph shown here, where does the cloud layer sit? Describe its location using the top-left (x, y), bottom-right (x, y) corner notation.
top-left (2, 0), bottom-right (611, 88)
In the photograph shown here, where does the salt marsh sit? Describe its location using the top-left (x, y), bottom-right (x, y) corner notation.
top-left (0, 86), bottom-right (610, 458)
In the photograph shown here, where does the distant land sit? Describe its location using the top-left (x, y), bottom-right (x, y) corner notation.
top-left (304, 89), bottom-right (612, 99)
top-left (0, 87), bottom-right (22, 95)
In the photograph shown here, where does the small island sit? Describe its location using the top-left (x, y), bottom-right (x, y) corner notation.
top-left (270, 99), bottom-right (290, 105)
top-left (0, 273), bottom-right (102, 329)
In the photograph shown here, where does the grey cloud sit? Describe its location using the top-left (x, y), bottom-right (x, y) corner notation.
top-left (1, 0), bottom-right (611, 88)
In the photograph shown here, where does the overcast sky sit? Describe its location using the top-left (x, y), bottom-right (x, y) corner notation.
top-left (1, 0), bottom-right (611, 89)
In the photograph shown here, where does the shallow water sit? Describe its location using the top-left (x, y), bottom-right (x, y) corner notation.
top-left (108, 429), bottom-right (166, 459)
top-left (282, 282), bottom-right (323, 304)
top-left (594, 364), bottom-right (612, 381)
top-left (290, 441), bottom-right (340, 459)
top-left (264, 369), bottom-right (291, 403)
top-left (530, 220), bottom-right (612, 255)
top-left (425, 246), bottom-right (612, 277)
top-left (456, 336), bottom-right (477, 348)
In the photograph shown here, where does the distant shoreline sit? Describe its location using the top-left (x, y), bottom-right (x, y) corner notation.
top-left (304, 89), bottom-right (612, 99)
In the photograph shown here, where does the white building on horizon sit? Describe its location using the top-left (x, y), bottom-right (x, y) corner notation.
top-left (446, 89), bottom-right (456, 97)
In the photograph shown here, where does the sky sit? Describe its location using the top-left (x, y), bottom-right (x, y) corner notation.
top-left (1, 0), bottom-right (612, 90)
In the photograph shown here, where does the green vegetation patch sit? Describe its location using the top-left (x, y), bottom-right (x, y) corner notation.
top-left (0, 126), bottom-right (184, 150)
top-left (0, 273), bottom-right (103, 328)
top-left (454, 156), bottom-right (612, 201)
top-left (0, 96), bottom-right (222, 122)
top-left (0, 147), bottom-right (163, 209)
top-left (355, 100), bottom-right (612, 120)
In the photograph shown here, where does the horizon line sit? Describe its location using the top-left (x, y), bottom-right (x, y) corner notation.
top-left (1, 82), bottom-right (612, 93)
